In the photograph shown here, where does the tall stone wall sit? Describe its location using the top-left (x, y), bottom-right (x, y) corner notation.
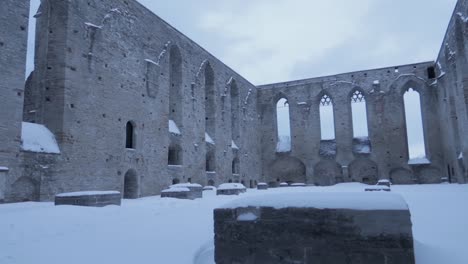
top-left (258, 62), bottom-right (445, 185)
top-left (435, 0), bottom-right (468, 183)
top-left (0, 0), bottom-right (30, 201)
top-left (24, 0), bottom-right (260, 200)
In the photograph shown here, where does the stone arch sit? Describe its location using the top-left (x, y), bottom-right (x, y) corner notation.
top-left (314, 160), bottom-right (342, 186)
top-left (123, 169), bottom-right (139, 199)
top-left (418, 166), bottom-right (442, 184)
top-left (349, 159), bottom-right (378, 184)
top-left (317, 92), bottom-right (336, 140)
top-left (349, 87), bottom-right (370, 138)
top-left (390, 75), bottom-right (428, 96)
top-left (389, 167), bottom-right (415, 185)
top-left (11, 177), bottom-right (39, 202)
top-left (268, 156), bottom-right (306, 184)
top-left (275, 96), bottom-right (291, 153)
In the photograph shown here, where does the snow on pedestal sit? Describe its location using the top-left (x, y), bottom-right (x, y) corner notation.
top-left (217, 183), bottom-right (246, 196)
top-left (21, 122), bottom-right (60, 154)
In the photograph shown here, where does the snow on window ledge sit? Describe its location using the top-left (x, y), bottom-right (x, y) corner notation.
top-left (408, 157), bottom-right (431, 165)
top-left (276, 136), bottom-right (291, 153)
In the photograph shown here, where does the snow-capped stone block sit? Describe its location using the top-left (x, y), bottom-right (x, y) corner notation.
top-left (217, 183), bottom-right (246, 196)
top-left (257, 183), bottom-right (268, 190)
top-left (55, 191), bottom-right (121, 207)
top-left (162, 183), bottom-right (203, 200)
top-left (21, 122), bottom-right (60, 154)
top-left (215, 192), bottom-right (414, 264)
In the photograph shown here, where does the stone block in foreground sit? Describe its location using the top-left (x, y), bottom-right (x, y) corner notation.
top-left (215, 192), bottom-right (414, 264)
top-left (55, 191), bottom-right (121, 207)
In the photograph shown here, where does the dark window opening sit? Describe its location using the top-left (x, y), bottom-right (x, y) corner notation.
top-left (172, 178), bottom-right (180, 185)
top-left (206, 152), bottom-right (216, 172)
top-left (126, 122), bottom-right (135, 149)
top-left (232, 158), bottom-right (240, 174)
top-left (168, 145), bottom-right (182, 165)
top-left (427, 66), bottom-right (436, 79)
top-left (228, 179), bottom-right (233, 183)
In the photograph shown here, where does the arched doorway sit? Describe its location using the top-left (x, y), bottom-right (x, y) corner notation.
top-left (123, 169), bottom-right (139, 199)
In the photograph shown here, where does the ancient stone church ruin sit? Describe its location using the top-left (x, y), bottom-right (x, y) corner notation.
top-left (1, 0), bottom-right (467, 202)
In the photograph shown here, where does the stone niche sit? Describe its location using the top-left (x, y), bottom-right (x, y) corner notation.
top-left (214, 192), bottom-right (415, 264)
top-left (55, 191), bottom-right (121, 207)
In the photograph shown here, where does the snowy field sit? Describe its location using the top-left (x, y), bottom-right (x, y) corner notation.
top-left (0, 183), bottom-right (467, 264)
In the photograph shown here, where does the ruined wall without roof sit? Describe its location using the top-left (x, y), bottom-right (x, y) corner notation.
top-left (22, 0), bottom-right (260, 201)
top-left (258, 62), bottom-right (446, 186)
top-left (435, 0), bottom-right (468, 183)
top-left (0, 0), bottom-right (30, 202)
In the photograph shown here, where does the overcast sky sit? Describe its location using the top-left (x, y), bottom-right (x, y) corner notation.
top-left (27, 0), bottom-right (457, 158)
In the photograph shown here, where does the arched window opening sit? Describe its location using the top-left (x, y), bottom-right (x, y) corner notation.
top-left (126, 121), bottom-right (135, 149)
top-left (351, 90), bottom-right (369, 138)
top-left (123, 170), bottom-right (138, 199)
top-left (228, 179), bottom-right (233, 183)
top-left (168, 144), bottom-right (182, 165)
top-left (320, 94), bottom-right (335, 140)
top-left (232, 158), bottom-right (240, 175)
top-left (404, 88), bottom-right (427, 159)
top-left (205, 64), bottom-right (216, 140)
top-left (169, 46), bottom-right (183, 130)
top-left (172, 178), bottom-right (180, 185)
top-left (206, 151), bottom-right (216, 172)
top-left (230, 80), bottom-right (240, 143)
top-left (276, 98), bottom-right (291, 152)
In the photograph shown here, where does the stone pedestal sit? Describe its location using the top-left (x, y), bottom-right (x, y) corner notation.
top-left (55, 191), bottom-right (121, 207)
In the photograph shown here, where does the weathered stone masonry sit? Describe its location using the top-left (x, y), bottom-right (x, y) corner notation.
top-left (0, 0), bottom-right (467, 202)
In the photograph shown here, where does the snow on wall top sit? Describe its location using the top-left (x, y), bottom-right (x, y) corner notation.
top-left (21, 122), bottom-right (60, 154)
top-left (218, 183), bottom-right (246, 191)
top-left (0, 167), bottom-right (9, 171)
top-left (170, 183), bottom-right (202, 188)
top-left (169, 120), bottom-right (181, 135)
top-left (221, 192), bottom-right (409, 211)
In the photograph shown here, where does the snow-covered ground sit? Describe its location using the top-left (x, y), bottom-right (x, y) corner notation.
top-left (0, 183), bottom-right (467, 264)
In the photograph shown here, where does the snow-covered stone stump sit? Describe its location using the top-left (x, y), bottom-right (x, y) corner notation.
top-left (217, 183), bottom-right (247, 195)
top-left (257, 183), bottom-right (268, 190)
top-left (169, 183), bottom-right (203, 198)
top-left (55, 191), bottom-right (121, 207)
top-left (214, 192), bottom-right (415, 264)
top-left (161, 187), bottom-right (202, 200)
